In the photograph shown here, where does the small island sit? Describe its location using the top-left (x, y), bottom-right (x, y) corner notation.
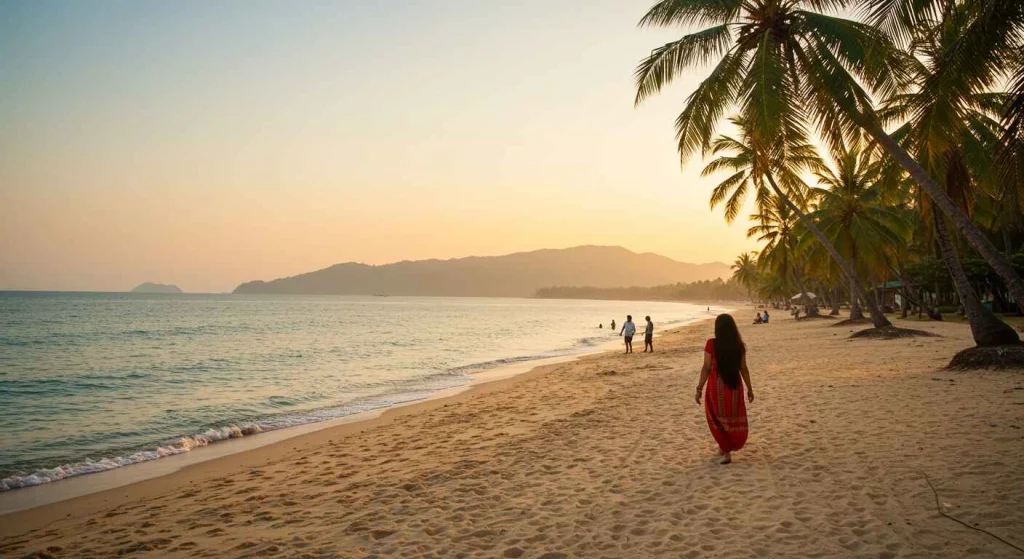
top-left (131, 282), bottom-right (183, 294)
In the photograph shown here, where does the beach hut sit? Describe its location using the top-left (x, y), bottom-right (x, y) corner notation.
top-left (874, 280), bottom-right (905, 312)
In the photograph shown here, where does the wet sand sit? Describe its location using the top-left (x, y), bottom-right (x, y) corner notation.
top-left (2, 315), bottom-right (1023, 558)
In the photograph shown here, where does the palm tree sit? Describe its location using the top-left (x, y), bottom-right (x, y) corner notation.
top-left (749, 195), bottom-right (821, 316)
top-left (799, 143), bottom-right (912, 319)
top-left (873, 12), bottom-right (1021, 345)
top-left (633, 0), bottom-right (1024, 312)
top-left (854, 0), bottom-right (1024, 311)
top-left (985, 131), bottom-right (1024, 258)
top-left (757, 273), bottom-right (790, 306)
top-left (700, 118), bottom-right (893, 326)
top-left (932, 207), bottom-right (1021, 345)
top-left (861, 0), bottom-right (1024, 138)
top-left (731, 252), bottom-right (760, 302)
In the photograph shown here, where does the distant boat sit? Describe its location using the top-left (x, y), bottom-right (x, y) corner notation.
top-left (372, 294), bottom-right (389, 297)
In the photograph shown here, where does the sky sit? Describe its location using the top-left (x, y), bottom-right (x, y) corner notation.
top-left (0, 0), bottom-right (761, 293)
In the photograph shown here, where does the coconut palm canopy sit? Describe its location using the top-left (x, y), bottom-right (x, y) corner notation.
top-left (635, 0), bottom-right (1024, 356)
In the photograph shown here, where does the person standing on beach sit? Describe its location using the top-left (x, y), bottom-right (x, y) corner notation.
top-left (610, 319), bottom-right (616, 331)
top-left (619, 315), bottom-right (635, 354)
top-left (695, 314), bottom-right (754, 464)
top-left (643, 316), bottom-right (654, 352)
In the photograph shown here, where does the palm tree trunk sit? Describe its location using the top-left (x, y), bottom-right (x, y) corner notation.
top-left (764, 174), bottom-right (891, 328)
top-left (831, 285), bottom-right (841, 315)
top-left (933, 208), bottom-right (1020, 346)
top-left (1004, 228), bottom-right (1014, 259)
top-left (893, 267), bottom-right (915, 319)
top-left (863, 121), bottom-right (1024, 312)
top-left (849, 279), bottom-right (865, 320)
top-left (891, 271), bottom-right (923, 316)
top-left (820, 286), bottom-right (831, 312)
top-left (791, 268), bottom-right (819, 317)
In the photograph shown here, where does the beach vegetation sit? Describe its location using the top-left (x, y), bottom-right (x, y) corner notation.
top-left (635, 0), bottom-right (1024, 362)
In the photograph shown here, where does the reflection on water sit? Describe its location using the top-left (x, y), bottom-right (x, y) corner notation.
top-left (0, 292), bottom-right (715, 489)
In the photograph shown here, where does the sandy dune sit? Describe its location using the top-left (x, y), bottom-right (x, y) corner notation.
top-left (2, 316), bottom-right (1023, 558)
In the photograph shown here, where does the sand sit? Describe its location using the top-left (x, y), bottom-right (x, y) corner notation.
top-left (2, 315), bottom-right (1023, 558)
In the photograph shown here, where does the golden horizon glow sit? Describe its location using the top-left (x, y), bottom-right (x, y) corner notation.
top-left (0, 1), bottom-right (761, 293)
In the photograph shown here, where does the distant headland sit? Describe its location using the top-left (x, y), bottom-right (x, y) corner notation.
top-left (131, 282), bottom-right (183, 294)
top-left (233, 246), bottom-right (729, 298)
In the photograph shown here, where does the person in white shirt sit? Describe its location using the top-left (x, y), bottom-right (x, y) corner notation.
top-left (619, 315), bottom-right (636, 354)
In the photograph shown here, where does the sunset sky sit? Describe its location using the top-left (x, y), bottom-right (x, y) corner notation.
top-left (1, 1), bottom-right (760, 293)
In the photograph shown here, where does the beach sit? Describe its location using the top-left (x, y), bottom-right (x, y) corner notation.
top-left (2, 315), bottom-right (1023, 558)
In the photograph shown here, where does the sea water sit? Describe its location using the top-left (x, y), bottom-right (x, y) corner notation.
top-left (0, 292), bottom-right (717, 490)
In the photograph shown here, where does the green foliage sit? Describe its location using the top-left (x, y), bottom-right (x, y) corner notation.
top-left (906, 257), bottom-right (953, 293)
top-left (798, 143), bottom-right (912, 275)
top-left (635, 0), bottom-right (1024, 317)
top-left (635, 0), bottom-right (906, 163)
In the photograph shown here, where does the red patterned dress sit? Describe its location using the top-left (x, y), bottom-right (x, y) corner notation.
top-left (703, 338), bottom-right (748, 453)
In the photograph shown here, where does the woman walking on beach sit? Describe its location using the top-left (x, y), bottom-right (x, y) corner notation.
top-left (695, 314), bottom-right (754, 464)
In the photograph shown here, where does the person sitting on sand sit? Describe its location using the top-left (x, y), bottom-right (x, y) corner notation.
top-left (619, 315), bottom-right (636, 354)
top-left (753, 313), bottom-right (763, 325)
top-left (695, 314), bottom-right (754, 464)
top-left (762, 310), bottom-right (769, 323)
top-left (643, 316), bottom-right (654, 352)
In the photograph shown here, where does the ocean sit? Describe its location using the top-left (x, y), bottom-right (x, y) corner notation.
top-left (0, 292), bottom-right (717, 491)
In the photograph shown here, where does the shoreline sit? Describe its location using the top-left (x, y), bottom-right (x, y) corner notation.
top-left (0, 313), bottom-right (722, 521)
top-left (4, 314), bottom-right (1020, 559)
top-left (0, 356), bottom-right (571, 537)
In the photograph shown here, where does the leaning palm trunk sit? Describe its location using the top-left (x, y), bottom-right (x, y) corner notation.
top-left (863, 122), bottom-right (1024, 313)
top-left (764, 174), bottom-right (891, 328)
top-left (933, 208), bottom-right (1020, 347)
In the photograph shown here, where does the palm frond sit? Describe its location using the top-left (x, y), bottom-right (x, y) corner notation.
top-left (638, 0), bottom-right (744, 28)
top-left (856, 0), bottom-right (943, 45)
top-left (794, 11), bottom-right (909, 98)
top-left (634, 25), bottom-right (734, 105)
top-left (672, 49), bottom-right (749, 159)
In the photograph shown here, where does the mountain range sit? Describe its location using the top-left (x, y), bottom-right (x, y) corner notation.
top-left (233, 246), bottom-right (730, 298)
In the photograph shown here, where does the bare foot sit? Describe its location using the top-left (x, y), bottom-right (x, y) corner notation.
top-left (720, 452), bottom-right (732, 465)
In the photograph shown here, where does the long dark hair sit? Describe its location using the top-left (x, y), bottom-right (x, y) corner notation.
top-left (713, 314), bottom-right (744, 390)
